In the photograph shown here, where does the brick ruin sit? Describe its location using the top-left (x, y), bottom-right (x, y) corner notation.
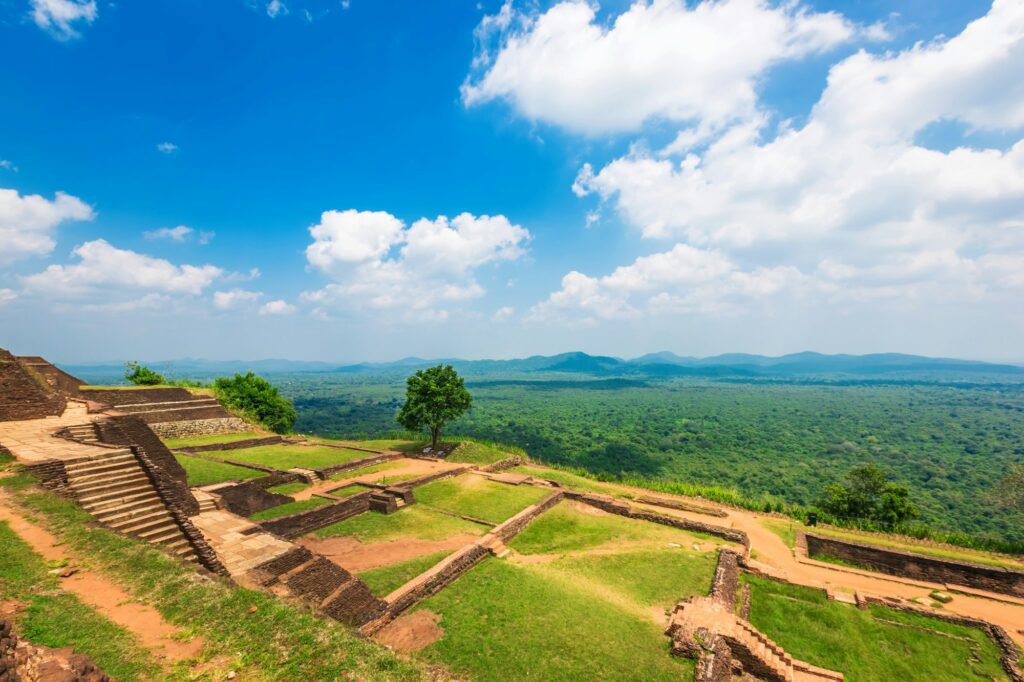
top-left (0, 350), bottom-right (65, 421)
top-left (1, 620), bottom-right (108, 682)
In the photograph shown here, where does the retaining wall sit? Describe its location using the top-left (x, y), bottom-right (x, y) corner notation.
top-left (316, 452), bottom-right (404, 478)
top-left (215, 480), bottom-right (297, 517)
top-left (23, 459), bottom-right (69, 493)
top-left (709, 549), bottom-right (741, 609)
top-left (635, 495), bottom-right (728, 518)
top-left (175, 436), bottom-right (284, 453)
top-left (147, 416), bottom-right (248, 435)
top-left (804, 532), bottom-right (1024, 598)
top-left (493, 490), bottom-right (564, 541)
top-left (259, 491), bottom-right (372, 538)
top-left (0, 351), bottom-right (65, 421)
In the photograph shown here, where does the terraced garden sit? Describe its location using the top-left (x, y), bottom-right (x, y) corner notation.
top-left (174, 453), bottom-right (263, 486)
top-left (201, 443), bottom-right (371, 470)
top-left (414, 475), bottom-right (551, 524)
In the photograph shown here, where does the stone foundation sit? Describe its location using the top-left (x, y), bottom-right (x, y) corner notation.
top-left (148, 417), bottom-right (250, 439)
top-left (1, 619), bottom-right (108, 682)
top-left (259, 492), bottom-right (372, 538)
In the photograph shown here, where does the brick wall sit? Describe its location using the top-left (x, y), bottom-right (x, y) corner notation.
top-left (259, 492), bottom-right (372, 538)
top-left (709, 549), bottom-right (741, 609)
top-left (22, 459), bottom-right (69, 493)
top-left (493, 490), bottom-right (564, 541)
top-left (0, 350), bottom-right (65, 422)
top-left (1, 619), bottom-right (109, 682)
top-left (216, 479), bottom-right (297, 517)
top-left (175, 436), bottom-right (284, 453)
top-left (148, 417), bottom-right (249, 439)
top-left (316, 452), bottom-right (403, 478)
top-left (804, 533), bottom-right (1024, 598)
top-left (77, 387), bottom-right (197, 405)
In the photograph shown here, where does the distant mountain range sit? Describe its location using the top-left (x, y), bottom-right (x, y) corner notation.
top-left (62, 351), bottom-right (1024, 383)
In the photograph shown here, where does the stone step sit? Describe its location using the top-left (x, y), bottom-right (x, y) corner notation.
top-left (91, 494), bottom-right (163, 521)
top-left (71, 474), bottom-right (152, 499)
top-left (79, 486), bottom-right (159, 511)
top-left (70, 468), bottom-right (148, 491)
top-left (108, 509), bottom-right (174, 535)
top-left (138, 523), bottom-right (184, 544)
top-left (67, 461), bottom-right (140, 483)
top-left (65, 453), bottom-right (137, 475)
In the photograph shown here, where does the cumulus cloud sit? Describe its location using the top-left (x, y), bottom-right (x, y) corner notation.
top-left (303, 209), bottom-right (531, 318)
top-left (463, 0), bottom-right (854, 136)
top-left (156, 142), bottom-right (178, 154)
top-left (30, 0), bottom-right (96, 40)
top-left (553, 0), bottom-right (1024, 319)
top-left (267, 0), bottom-right (288, 18)
top-left (492, 305), bottom-right (515, 321)
top-left (213, 289), bottom-right (262, 310)
top-left (22, 239), bottom-right (223, 298)
top-left (0, 289), bottom-right (16, 306)
top-left (0, 188), bottom-right (94, 264)
top-left (144, 225), bottom-right (215, 244)
top-left (260, 299), bottom-right (297, 315)
top-left (0, 160), bottom-right (16, 172)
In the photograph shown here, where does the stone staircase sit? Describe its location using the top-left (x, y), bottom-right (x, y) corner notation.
top-left (64, 449), bottom-right (198, 563)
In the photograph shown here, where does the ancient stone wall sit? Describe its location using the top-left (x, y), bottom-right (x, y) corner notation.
top-left (397, 465), bottom-right (474, 490)
top-left (77, 387), bottom-right (197, 406)
top-left (709, 549), bottom-right (741, 609)
top-left (174, 436), bottom-right (284, 453)
top-left (493, 490), bottom-right (564, 541)
top-left (147, 417), bottom-right (250, 438)
top-left (1, 619), bottom-right (109, 682)
top-left (693, 634), bottom-right (734, 682)
top-left (316, 452), bottom-right (403, 478)
top-left (215, 480), bottom-right (296, 517)
top-left (635, 495), bottom-right (728, 518)
top-left (15, 357), bottom-right (85, 395)
top-left (804, 533), bottom-right (1024, 597)
top-left (481, 455), bottom-right (525, 472)
top-left (0, 350), bottom-right (65, 421)
top-left (259, 492), bottom-right (372, 538)
top-left (22, 459), bottom-right (69, 493)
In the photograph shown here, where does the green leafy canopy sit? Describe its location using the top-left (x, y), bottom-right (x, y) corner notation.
top-left (124, 361), bottom-right (165, 386)
top-left (214, 372), bottom-right (297, 434)
top-left (397, 364), bottom-right (472, 448)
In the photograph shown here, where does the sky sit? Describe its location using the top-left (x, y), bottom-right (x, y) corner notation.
top-left (0, 0), bottom-right (1022, 364)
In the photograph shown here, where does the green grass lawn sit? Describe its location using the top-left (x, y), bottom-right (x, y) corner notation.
top-left (327, 460), bottom-right (403, 481)
top-left (510, 464), bottom-right (633, 497)
top-left (415, 476), bottom-right (550, 524)
top-left (162, 431), bottom-right (263, 449)
top-left (175, 454), bottom-right (264, 487)
top-left (250, 496), bottom-right (331, 520)
top-left (357, 551), bottom-right (451, 596)
top-left (8, 485), bottom-right (429, 681)
top-left (511, 502), bottom-right (725, 555)
top-left (743, 574), bottom-right (1009, 681)
top-left (417, 557), bottom-right (692, 681)
top-left (0, 521), bottom-right (163, 680)
top-left (206, 443), bottom-right (372, 471)
top-left (314, 505), bottom-right (485, 543)
top-left (266, 481), bottom-right (310, 496)
top-left (445, 440), bottom-right (517, 466)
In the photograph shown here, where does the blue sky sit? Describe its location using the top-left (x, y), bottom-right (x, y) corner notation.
top-left (1, 0), bottom-right (1021, 363)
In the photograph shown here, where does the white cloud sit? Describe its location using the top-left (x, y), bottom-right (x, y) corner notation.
top-left (213, 289), bottom-right (262, 310)
top-left (304, 209), bottom-right (531, 318)
top-left (260, 299), bottom-right (297, 315)
top-left (22, 239), bottom-right (223, 298)
top-left (492, 305), bottom-right (515, 321)
top-left (0, 160), bottom-right (16, 172)
top-left (463, 0), bottom-right (854, 136)
top-left (143, 225), bottom-right (215, 244)
top-left (156, 142), bottom-right (178, 154)
top-left (558, 0), bottom-right (1024, 316)
top-left (0, 188), bottom-right (94, 264)
top-left (0, 289), bottom-right (16, 306)
top-left (31, 0), bottom-right (96, 40)
top-left (267, 0), bottom-right (288, 18)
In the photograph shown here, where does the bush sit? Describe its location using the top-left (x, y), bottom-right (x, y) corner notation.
top-left (213, 372), bottom-right (296, 434)
top-left (124, 361), bottom-right (166, 385)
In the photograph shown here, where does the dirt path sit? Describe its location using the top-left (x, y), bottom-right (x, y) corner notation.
top-left (374, 609), bottom-right (445, 653)
top-left (0, 496), bottom-right (204, 662)
top-left (299, 533), bottom-right (479, 572)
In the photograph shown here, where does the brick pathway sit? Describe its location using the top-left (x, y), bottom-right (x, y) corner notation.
top-left (191, 510), bottom-right (293, 579)
top-left (0, 401), bottom-right (107, 462)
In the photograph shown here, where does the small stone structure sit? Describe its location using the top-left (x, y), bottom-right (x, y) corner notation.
top-left (804, 532), bottom-right (1024, 598)
top-left (1, 620), bottom-right (108, 682)
top-left (259, 491), bottom-right (373, 538)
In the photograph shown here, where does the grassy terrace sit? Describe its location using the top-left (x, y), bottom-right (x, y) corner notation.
top-left (415, 475), bottom-right (551, 524)
top-left (250, 496), bottom-right (331, 521)
top-left (327, 460), bottom-right (404, 481)
top-left (743, 574), bottom-right (1009, 681)
top-left (162, 431), bottom-right (263, 449)
top-left (509, 464), bottom-right (636, 497)
top-left (175, 453), bottom-right (263, 487)
top-left (761, 517), bottom-right (1024, 571)
top-left (0, 472), bottom-right (429, 681)
top-left (203, 443), bottom-right (370, 471)
top-left (357, 551), bottom-right (451, 597)
top-left (314, 505), bottom-right (485, 543)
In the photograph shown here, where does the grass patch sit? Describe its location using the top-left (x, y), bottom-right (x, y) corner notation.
top-left (418, 557), bottom-right (691, 681)
top-left (446, 440), bottom-right (515, 466)
top-left (415, 476), bottom-right (550, 524)
top-left (266, 481), bottom-right (309, 496)
top-left (9, 487), bottom-right (429, 680)
top-left (357, 551), bottom-right (451, 597)
top-left (326, 484), bottom-right (370, 498)
top-left (510, 464), bottom-right (630, 496)
top-left (250, 496), bottom-right (331, 521)
top-left (761, 518), bottom-right (799, 549)
top-left (315, 505), bottom-right (485, 543)
top-left (0, 521), bottom-right (163, 680)
top-left (162, 431), bottom-right (263, 449)
top-left (327, 460), bottom-right (403, 481)
top-left (511, 502), bottom-right (724, 555)
top-left (308, 437), bottom-right (423, 452)
top-left (206, 444), bottom-right (371, 471)
top-left (743, 574), bottom-right (1008, 681)
top-left (174, 454), bottom-right (263, 487)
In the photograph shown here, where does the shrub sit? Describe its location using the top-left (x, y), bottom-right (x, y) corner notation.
top-left (213, 372), bottom-right (296, 433)
top-left (124, 361), bottom-right (165, 385)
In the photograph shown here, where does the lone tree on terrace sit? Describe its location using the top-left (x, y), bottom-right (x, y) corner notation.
top-left (397, 364), bottom-right (472, 450)
top-left (125, 361), bottom-right (165, 386)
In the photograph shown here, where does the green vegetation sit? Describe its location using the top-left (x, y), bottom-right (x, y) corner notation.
top-left (214, 372), bottom-right (296, 434)
top-left (0, 521), bottom-right (162, 680)
top-left (819, 464), bottom-right (917, 526)
top-left (743, 574), bottom-right (1008, 681)
top-left (209, 443), bottom-right (370, 471)
top-left (446, 438), bottom-right (523, 465)
top-left (250, 496), bottom-right (331, 520)
top-left (124, 361), bottom-right (166, 386)
top-left (327, 460), bottom-right (403, 481)
top-left (993, 462), bottom-right (1024, 511)
top-left (397, 365), bottom-right (472, 449)
top-left (174, 454), bottom-right (263, 487)
top-left (417, 557), bottom-right (692, 681)
top-left (162, 431), bottom-right (263, 448)
top-left (511, 503), bottom-right (725, 556)
top-left (7, 487), bottom-right (428, 680)
top-left (266, 481), bottom-right (310, 496)
top-left (357, 551), bottom-right (451, 596)
top-left (286, 374), bottom-right (1024, 545)
top-left (315, 505), bottom-right (485, 542)
top-left (415, 476), bottom-right (550, 524)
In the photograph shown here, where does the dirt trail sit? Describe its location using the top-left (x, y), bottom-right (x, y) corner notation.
top-left (374, 609), bottom-right (445, 653)
top-left (299, 533), bottom-right (479, 572)
top-left (0, 496), bottom-right (204, 662)
top-left (632, 500), bottom-right (1024, 647)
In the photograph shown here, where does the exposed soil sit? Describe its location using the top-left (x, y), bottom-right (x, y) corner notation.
top-left (291, 457), bottom-right (462, 501)
top-left (0, 496), bottom-right (204, 662)
top-left (374, 609), bottom-right (444, 653)
top-left (299, 534), bottom-right (479, 572)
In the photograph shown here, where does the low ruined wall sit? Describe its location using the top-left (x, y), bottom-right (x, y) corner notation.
top-left (0, 352), bottom-right (65, 422)
top-left (316, 452), bottom-right (403, 478)
top-left (399, 465), bottom-right (474, 490)
top-left (216, 481), bottom-right (296, 517)
top-left (710, 549), bottom-right (741, 609)
top-left (78, 387), bottom-right (197, 405)
top-left (635, 495), bottom-right (729, 518)
top-left (375, 544), bottom-right (491, 627)
top-left (1, 619), bottom-right (109, 682)
top-left (481, 455), bottom-right (525, 472)
top-left (23, 459), bottom-right (69, 493)
top-left (804, 533), bottom-right (1024, 598)
top-left (259, 492), bottom-right (372, 538)
top-left (566, 492), bottom-right (749, 547)
top-left (493, 491), bottom-right (564, 541)
top-left (146, 416), bottom-right (247, 434)
top-left (175, 436), bottom-right (284, 453)
top-left (694, 635), bottom-right (734, 682)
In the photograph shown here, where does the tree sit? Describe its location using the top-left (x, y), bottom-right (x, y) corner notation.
top-left (397, 365), bottom-right (472, 450)
top-left (992, 463), bottom-right (1024, 512)
top-left (818, 464), bottom-right (917, 525)
top-left (213, 372), bottom-right (296, 434)
top-left (124, 361), bottom-right (166, 386)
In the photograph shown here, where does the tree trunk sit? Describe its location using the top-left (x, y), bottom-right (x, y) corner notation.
top-left (431, 426), bottom-right (442, 450)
